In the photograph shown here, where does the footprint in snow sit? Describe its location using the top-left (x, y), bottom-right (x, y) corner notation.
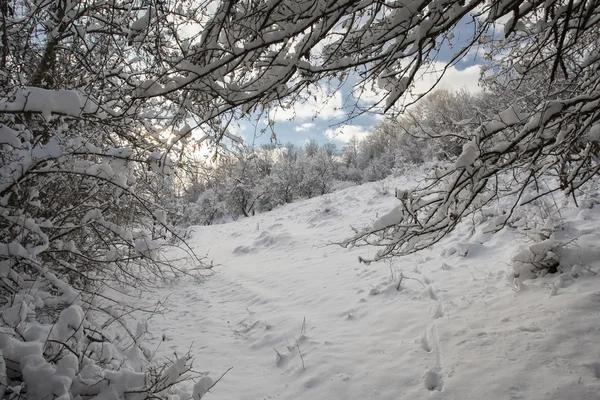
top-left (424, 369), bottom-right (444, 391)
top-left (341, 308), bottom-right (358, 320)
top-left (518, 325), bottom-right (543, 333)
top-left (421, 331), bottom-right (432, 353)
top-left (431, 302), bottom-right (444, 319)
top-left (584, 362), bottom-right (600, 379)
top-left (233, 245), bottom-right (253, 255)
top-left (427, 286), bottom-right (439, 301)
top-left (421, 324), bottom-right (445, 391)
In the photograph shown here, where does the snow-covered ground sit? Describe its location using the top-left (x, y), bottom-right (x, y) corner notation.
top-left (146, 169), bottom-right (600, 400)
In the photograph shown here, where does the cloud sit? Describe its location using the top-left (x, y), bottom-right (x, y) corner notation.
top-left (355, 62), bottom-right (482, 112)
top-left (269, 87), bottom-right (344, 122)
top-left (295, 122), bottom-right (315, 132)
top-left (460, 46), bottom-right (485, 64)
top-left (471, 4), bottom-right (513, 36)
top-left (412, 63), bottom-right (482, 95)
top-left (323, 125), bottom-right (370, 143)
top-left (268, 63), bottom-right (483, 146)
top-left (354, 81), bottom-right (386, 106)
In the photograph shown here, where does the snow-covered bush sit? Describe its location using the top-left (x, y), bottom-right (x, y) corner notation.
top-left (300, 150), bottom-right (336, 197)
top-left (0, 128), bottom-right (208, 396)
top-left (187, 187), bottom-right (228, 226)
top-left (511, 236), bottom-right (561, 280)
top-left (0, 282), bottom-right (207, 399)
top-left (506, 196), bottom-right (574, 279)
top-left (343, 2), bottom-right (600, 263)
top-left (374, 181), bottom-right (391, 196)
top-left (509, 210), bottom-right (561, 279)
top-left (178, 141), bottom-right (344, 223)
top-left (0, 1), bottom-right (215, 398)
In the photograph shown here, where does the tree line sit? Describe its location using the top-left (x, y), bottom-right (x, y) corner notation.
top-left (178, 88), bottom-right (499, 225)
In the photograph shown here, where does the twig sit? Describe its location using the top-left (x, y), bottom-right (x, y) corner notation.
top-left (273, 347), bottom-right (283, 362)
top-left (206, 367), bottom-right (233, 394)
top-left (295, 338), bottom-right (305, 370)
top-left (463, 265), bottom-right (476, 280)
top-left (396, 272), bottom-right (404, 291)
top-left (403, 274), bottom-right (427, 288)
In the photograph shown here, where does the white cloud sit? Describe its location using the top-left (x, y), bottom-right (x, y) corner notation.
top-left (411, 63), bottom-right (482, 95)
top-left (471, 5), bottom-right (512, 36)
top-left (278, 64), bottom-right (483, 144)
top-left (323, 125), bottom-right (370, 143)
top-left (295, 122), bottom-right (315, 132)
top-left (460, 46), bottom-right (484, 64)
top-left (270, 87), bottom-right (344, 122)
top-left (356, 62), bottom-right (483, 110)
top-left (354, 81), bottom-right (386, 106)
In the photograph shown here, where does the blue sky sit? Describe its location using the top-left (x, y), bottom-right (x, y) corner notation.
top-left (228, 14), bottom-right (488, 151)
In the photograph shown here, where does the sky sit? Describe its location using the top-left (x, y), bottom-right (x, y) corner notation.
top-left (228, 14), bottom-right (489, 151)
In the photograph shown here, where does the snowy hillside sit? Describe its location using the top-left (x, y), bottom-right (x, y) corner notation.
top-left (147, 169), bottom-right (600, 400)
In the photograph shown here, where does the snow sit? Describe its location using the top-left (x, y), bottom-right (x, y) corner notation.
top-left (131, 8), bottom-right (152, 32)
top-left (454, 140), bottom-right (479, 169)
top-left (139, 170), bottom-right (600, 400)
top-left (134, 236), bottom-right (159, 259)
top-left (498, 105), bottom-right (523, 125)
top-left (81, 208), bottom-right (102, 224)
top-left (586, 124), bottom-right (600, 142)
top-left (0, 87), bottom-right (98, 119)
top-left (52, 305), bottom-right (85, 342)
top-left (479, 34), bottom-right (493, 44)
top-left (193, 376), bottom-right (214, 399)
top-left (154, 209), bottom-right (168, 225)
top-left (483, 106), bottom-right (525, 136)
top-left (371, 204), bottom-right (405, 230)
top-left (0, 125), bottom-right (21, 147)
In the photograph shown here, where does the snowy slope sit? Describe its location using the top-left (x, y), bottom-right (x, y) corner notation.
top-left (146, 169), bottom-right (600, 400)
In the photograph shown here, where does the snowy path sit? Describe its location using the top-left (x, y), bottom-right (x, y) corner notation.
top-left (147, 177), bottom-right (600, 400)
